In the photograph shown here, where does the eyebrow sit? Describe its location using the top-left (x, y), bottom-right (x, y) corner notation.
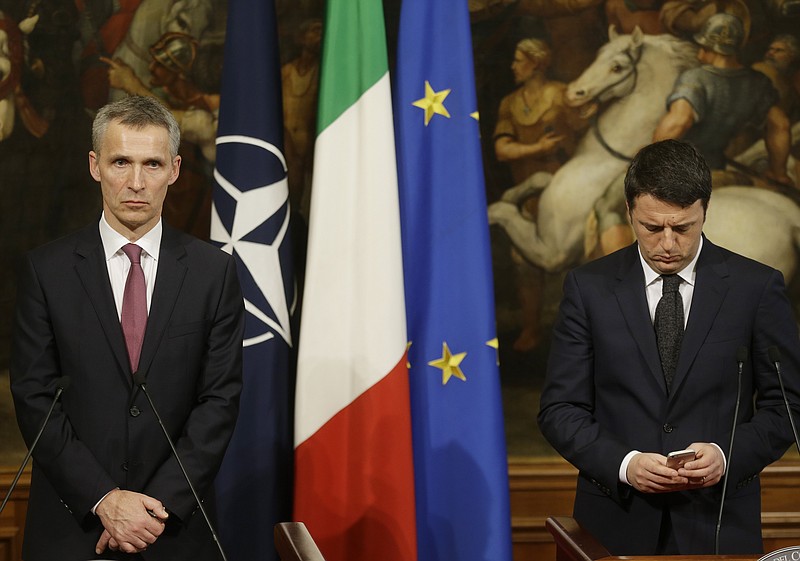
top-left (107, 154), bottom-right (167, 164)
top-left (638, 218), bottom-right (697, 230)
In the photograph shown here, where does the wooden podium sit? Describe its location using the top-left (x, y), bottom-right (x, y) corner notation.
top-left (546, 516), bottom-right (760, 561)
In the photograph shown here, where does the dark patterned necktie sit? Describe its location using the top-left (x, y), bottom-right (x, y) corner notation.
top-left (655, 274), bottom-right (684, 391)
top-left (121, 244), bottom-right (147, 373)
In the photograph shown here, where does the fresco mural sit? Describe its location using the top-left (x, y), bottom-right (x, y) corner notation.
top-left (0, 0), bottom-right (798, 463)
top-left (475, 0), bottom-right (800, 456)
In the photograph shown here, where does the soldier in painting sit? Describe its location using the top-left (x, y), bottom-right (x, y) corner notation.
top-left (653, 13), bottom-right (794, 187)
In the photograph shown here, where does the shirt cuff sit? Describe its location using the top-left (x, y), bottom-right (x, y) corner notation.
top-left (710, 442), bottom-right (727, 472)
top-left (619, 450), bottom-right (641, 485)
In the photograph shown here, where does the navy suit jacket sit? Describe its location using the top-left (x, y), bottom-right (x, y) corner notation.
top-left (10, 221), bottom-right (244, 561)
top-left (538, 237), bottom-right (800, 555)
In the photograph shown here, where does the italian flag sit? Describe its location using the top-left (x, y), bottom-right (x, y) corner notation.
top-left (293, 1), bottom-right (418, 561)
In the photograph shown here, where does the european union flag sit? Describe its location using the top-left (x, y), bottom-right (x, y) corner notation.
top-left (394, 1), bottom-right (513, 560)
top-left (210, 0), bottom-right (295, 560)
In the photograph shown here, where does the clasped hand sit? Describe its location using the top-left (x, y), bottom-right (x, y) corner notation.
top-left (626, 442), bottom-right (725, 493)
top-left (95, 489), bottom-right (169, 554)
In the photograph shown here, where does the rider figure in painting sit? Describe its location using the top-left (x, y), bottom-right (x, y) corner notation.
top-left (653, 13), bottom-right (794, 187)
top-left (492, 38), bottom-right (588, 352)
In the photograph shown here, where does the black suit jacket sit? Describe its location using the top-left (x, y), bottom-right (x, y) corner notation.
top-left (10, 221), bottom-right (244, 561)
top-left (538, 237), bottom-right (800, 555)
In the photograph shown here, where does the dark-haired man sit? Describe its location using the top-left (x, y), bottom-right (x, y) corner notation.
top-left (539, 139), bottom-right (800, 555)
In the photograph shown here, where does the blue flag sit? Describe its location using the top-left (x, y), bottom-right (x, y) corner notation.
top-left (210, 0), bottom-right (295, 560)
top-left (394, 2), bottom-right (513, 561)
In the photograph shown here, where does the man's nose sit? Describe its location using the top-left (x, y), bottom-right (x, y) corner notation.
top-left (661, 229), bottom-right (675, 251)
top-left (130, 167), bottom-right (146, 191)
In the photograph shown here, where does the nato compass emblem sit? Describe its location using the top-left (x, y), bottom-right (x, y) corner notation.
top-left (210, 135), bottom-right (295, 348)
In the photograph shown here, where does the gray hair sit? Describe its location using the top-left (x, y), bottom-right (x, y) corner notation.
top-left (92, 95), bottom-right (181, 158)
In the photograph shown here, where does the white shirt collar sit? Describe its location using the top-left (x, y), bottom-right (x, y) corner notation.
top-left (639, 235), bottom-right (703, 287)
top-left (99, 212), bottom-right (163, 261)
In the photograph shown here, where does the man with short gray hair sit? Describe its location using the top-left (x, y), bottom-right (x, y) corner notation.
top-left (11, 95), bottom-right (244, 560)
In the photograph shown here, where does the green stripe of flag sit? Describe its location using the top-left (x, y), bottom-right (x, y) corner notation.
top-left (316, 0), bottom-right (389, 133)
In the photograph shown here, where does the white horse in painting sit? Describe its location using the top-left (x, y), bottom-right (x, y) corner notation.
top-left (488, 27), bottom-right (697, 272)
top-left (708, 122), bottom-right (800, 279)
top-left (0, 11), bottom-right (38, 141)
top-left (704, 187), bottom-right (800, 281)
top-left (489, 26), bottom-right (800, 282)
top-left (109, 0), bottom-right (213, 101)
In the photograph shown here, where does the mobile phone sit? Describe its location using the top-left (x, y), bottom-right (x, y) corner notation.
top-left (666, 449), bottom-right (696, 469)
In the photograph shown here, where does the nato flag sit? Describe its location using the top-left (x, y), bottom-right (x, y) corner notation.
top-left (211, 0), bottom-right (295, 560)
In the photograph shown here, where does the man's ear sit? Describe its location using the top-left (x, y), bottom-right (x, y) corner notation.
top-left (168, 155), bottom-right (182, 186)
top-left (88, 151), bottom-right (101, 182)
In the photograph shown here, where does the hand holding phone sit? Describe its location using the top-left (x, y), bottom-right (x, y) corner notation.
top-left (666, 448), bottom-right (696, 469)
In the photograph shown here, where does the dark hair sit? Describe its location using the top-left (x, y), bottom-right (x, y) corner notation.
top-left (624, 139), bottom-right (711, 211)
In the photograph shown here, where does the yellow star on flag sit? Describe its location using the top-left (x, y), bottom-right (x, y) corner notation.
top-left (412, 80), bottom-right (451, 126)
top-left (428, 342), bottom-right (467, 385)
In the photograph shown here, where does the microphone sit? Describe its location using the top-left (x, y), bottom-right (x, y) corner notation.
top-left (0, 376), bottom-right (71, 515)
top-left (768, 346), bottom-right (800, 455)
top-left (714, 347), bottom-right (747, 554)
top-left (132, 372), bottom-right (228, 561)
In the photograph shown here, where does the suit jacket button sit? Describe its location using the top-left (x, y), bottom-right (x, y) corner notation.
top-left (663, 423), bottom-right (674, 433)
top-left (129, 406), bottom-right (141, 417)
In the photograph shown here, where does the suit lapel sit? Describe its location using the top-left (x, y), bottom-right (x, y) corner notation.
top-left (614, 244), bottom-right (666, 391)
top-left (669, 238), bottom-right (729, 399)
top-left (137, 224), bottom-right (188, 378)
top-left (74, 224), bottom-right (131, 382)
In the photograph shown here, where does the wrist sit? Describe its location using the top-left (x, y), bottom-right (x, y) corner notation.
top-left (93, 488), bottom-right (120, 516)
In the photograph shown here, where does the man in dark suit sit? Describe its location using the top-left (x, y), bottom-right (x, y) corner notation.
top-left (538, 139), bottom-right (800, 555)
top-left (10, 95), bottom-right (244, 560)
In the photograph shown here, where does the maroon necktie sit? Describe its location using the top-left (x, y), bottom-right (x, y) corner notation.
top-left (121, 243), bottom-right (147, 373)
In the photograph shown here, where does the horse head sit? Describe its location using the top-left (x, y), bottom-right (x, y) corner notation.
top-left (566, 26), bottom-right (645, 108)
top-left (160, 0), bottom-right (213, 38)
top-left (566, 26), bottom-right (697, 109)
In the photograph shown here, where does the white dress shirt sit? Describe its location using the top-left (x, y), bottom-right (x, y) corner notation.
top-left (619, 237), bottom-right (725, 484)
top-left (99, 213), bottom-right (162, 318)
top-left (92, 213), bottom-right (162, 514)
